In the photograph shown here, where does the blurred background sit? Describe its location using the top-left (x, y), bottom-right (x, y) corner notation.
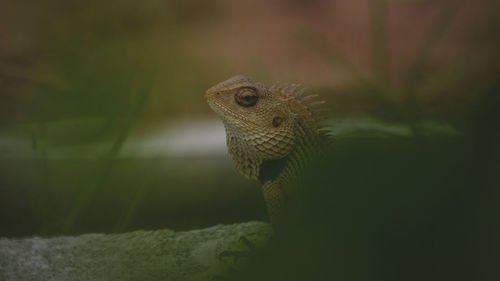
top-left (0, 0), bottom-right (499, 240)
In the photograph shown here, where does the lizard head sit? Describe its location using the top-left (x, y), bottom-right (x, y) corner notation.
top-left (205, 75), bottom-right (298, 179)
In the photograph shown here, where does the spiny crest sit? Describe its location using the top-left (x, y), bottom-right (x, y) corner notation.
top-left (270, 82), bottom-right (329, 124)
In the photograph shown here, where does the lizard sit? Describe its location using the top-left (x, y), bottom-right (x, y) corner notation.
top-left (205, 75), bottom-right (328, 228)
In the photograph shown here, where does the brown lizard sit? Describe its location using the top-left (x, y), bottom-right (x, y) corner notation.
top-left (205, 75), bottom-right (328, 228)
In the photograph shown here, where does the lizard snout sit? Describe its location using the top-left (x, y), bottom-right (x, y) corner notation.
top-left (204, 89), bottom-right (221, 100)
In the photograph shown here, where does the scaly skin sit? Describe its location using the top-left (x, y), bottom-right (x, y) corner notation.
top-left (205, 75), bottom-right (327, 227)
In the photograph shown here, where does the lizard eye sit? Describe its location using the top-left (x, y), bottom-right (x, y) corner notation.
top-left (235, 87), bottom-right (258, 107)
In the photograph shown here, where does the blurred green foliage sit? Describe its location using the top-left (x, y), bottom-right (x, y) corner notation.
top-left (231, 88), bottom-right (500, 281)
top-left (0, 0), bottom-right (499, 248)
top-left (0, 1), bottom-right (499, 279)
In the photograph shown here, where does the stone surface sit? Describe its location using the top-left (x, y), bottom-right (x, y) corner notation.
top-left (0, 221), bottom-right (273, 281)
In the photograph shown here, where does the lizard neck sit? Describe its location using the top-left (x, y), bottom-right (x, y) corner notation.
top-left (258, 121), bottom-right (325, 224)
top-left (258, 135), bottom-right (318, 184)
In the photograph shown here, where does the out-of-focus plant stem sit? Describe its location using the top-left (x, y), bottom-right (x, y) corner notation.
top-left (370, 0), bottom-right (390, 85)
top-left (403, 0), bottom-right (462, 125)
top-left (62, 71), bottom-right (155, 234)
